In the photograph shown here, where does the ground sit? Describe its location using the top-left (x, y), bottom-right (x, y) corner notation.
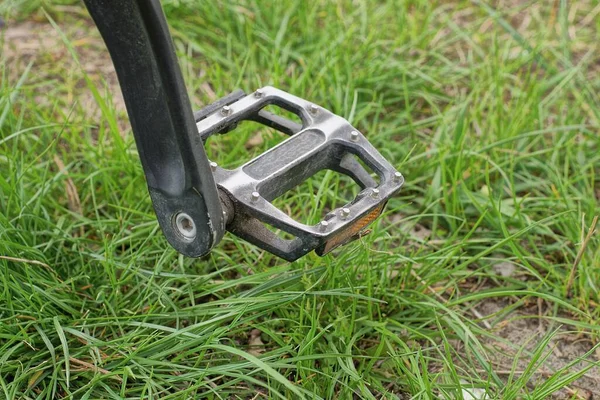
top-left (1, 1), bottom-right (600, 399)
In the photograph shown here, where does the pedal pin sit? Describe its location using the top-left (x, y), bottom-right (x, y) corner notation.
top-left (319, 220), bottom-right (329, 232)
top-left (221, 105), bottom-right (232, 116)
top-left (340, 207), bottom-right (350, 219)
top-left (394, 171), bottom-right (403, 183)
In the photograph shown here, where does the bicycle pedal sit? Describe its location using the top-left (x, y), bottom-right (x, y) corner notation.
top-left (196, 87), bottom-right (404, 261)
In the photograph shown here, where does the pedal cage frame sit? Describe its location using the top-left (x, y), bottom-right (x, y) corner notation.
top-left (196, 87), bottom-right (404, 261)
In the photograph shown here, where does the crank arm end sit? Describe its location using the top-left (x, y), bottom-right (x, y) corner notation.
top-left (85, 0), bottom-right (225, 257)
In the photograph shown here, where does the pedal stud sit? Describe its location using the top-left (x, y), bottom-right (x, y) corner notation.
top-left (394, 171), bottom-right (403, 182)
top-left (254, 89), bottom-right (264, 98)
top-left (371, 188), bottom-right (380, 198)
top-left (308, 104), bottom-right (319, 114)
top-left (174, 212), bottom-right (197, 240)
top-left (350, 131), bottom-right (359, 141)
top-left (210, 161), bottom-right (218, 172)
top-left (251, 191), bottom-right (260, 202)
top-left (340, 207), bottom-right (350, 219)
top-left (221, 105), bottom-right (232, 116)
top-left (319, 220), bottom-right (329, 232)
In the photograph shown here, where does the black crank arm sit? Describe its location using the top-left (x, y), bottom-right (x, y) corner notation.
top-left (84, 0), bottom-right (225, 256)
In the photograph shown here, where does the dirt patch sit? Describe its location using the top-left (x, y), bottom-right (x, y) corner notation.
top-left (465, 299), bottom-right (600, 399)
top-left (2, 19), bottom-right (125, 124)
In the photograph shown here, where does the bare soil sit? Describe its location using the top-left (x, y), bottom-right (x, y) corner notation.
top-left (470, 299), bottom-right (600, 399)
top-left (2, 19), bottom-right (125, 123)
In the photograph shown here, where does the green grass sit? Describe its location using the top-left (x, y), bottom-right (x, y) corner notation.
top-left (1, 0), bottom-right (600, 398)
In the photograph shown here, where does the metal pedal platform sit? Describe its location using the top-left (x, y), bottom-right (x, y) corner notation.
top-left (196, 87), bottom-right (404, 261)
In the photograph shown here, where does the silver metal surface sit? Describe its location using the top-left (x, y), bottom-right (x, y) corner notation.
top-left (221, 105), bottom-right (232, 116)
top-left (174, 212), bottom-right (197, 240)
top-left (319, 220), bottom-right (329, 232)
top-left (340, 207), bottom-right (350, 219)
top-left (394, 171), bottom-right (403, 182)
top-left (196, 86), bottom-right (404, 261)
